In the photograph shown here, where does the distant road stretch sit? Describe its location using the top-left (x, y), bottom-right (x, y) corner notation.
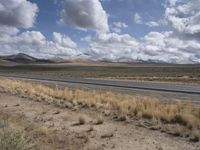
top-left (0, 74), bottom-right (200, 95)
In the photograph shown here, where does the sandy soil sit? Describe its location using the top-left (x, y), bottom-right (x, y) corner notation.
top-left (0, 93), bottom-right (199, 150)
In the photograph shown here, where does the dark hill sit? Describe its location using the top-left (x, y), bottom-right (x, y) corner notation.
top-left (0, 53), bottom-right (54, 64)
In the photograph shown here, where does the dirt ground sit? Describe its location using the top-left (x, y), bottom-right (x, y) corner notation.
top-left (0, 93), bottom-right (199, 150)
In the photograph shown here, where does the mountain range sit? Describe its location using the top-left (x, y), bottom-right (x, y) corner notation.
top-left (0, 53), bottom-right (54, 64)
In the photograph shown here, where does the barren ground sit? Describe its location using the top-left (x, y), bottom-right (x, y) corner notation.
top-left (0, 93), bottom-right (199, 150)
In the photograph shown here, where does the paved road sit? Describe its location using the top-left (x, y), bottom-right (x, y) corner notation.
top-left (0, 74), bottom-right (200, 103)
top-left (0, 74), bottom-right (200, 94)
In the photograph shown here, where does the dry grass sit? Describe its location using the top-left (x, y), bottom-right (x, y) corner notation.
top-left (0, 79), bottom-right (199, 130)
top-left (0, 111), bottom-right (88, 150)
top-left (0, 128), bottom-right (31, 150)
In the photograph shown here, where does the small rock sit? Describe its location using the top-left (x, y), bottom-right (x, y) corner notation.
top-left (47, 123), bottom-right (54, 128)
top-left (158, 147), bottom-right (163, 150)
top-left (87, 126), bottom-right (94, 132)
top-left (65, 102), bottom-right (73, 108)
top-left (14, 104), bottom-right (20, 107)
top-left (101, 133), bottom-right (113, 138)
top-left (72, 106), bottom-right (78, 111)
top-left (41, 111), bottom-right (46, 115)
top-left (111, 144), bottom-right (115, 149)
top-left (52, 110), bottom-right (60, 115)
top-left (103, 110), bottom-right (110, 116)
top-left (117, 116), bottom-right (127, 121)
top-left (76, 134), bottom-right (85, 139)
top-left (46, 117), bottom-right (53, 121)
top-left (190, 136), bottom-right (199, 142)
top-left (149, 125), bottom-right (161, 130)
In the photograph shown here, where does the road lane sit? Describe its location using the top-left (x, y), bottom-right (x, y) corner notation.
top-left (0, 74), bottom-right (200, 95)
top-left (0, 74), bottom-right (200, 103)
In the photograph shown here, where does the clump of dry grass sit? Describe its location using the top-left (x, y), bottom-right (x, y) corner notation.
top-left (0, 79), bottom-right (199, 130)
top-left (0, 128), bottom-right (31, 150)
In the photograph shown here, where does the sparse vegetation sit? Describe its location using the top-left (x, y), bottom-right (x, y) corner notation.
top-left (0, 111), bottom-right (88, 150)
top-left (0, 79), bottom-right (199, 133)
top-left (0, 128), bottom-right (30, 150)
top-left (0, 63), bottom-right (200, 84)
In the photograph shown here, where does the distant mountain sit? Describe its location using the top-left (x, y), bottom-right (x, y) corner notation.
top-left (0, 53), bottom-right (54, 64)
top-left (0, 53), bottom-right (168, 65)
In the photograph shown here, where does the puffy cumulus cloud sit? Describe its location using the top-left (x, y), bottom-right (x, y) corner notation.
top-left (52, 32), bottom-right (77, 48)
top-left (82, 33), bottom-right (141, 61)
top-left (0, 31), bottom-right (82, 58)
top-left (82, 30), bottom-right (200, 64)
top-left (0, 0), bottom-right (39, 28)
top-left (18, 31), bottom-right (46, 46)
top-left (59, 0), bottom-right (109, 33)
top-left (0, 25), bottom-right (19, 36)
top-left (143, 31), bottom-right (200, 64)
top-left (0, 31), bottom-right (45, 56)
top-left (165, 0), bottom-right (200, 34)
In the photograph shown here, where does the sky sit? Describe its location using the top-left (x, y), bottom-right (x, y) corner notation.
top-left (0, 0), bottom-right (200, 64)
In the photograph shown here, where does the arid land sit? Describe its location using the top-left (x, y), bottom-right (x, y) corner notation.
top-left (0, 62), bottom-right (200, 85)
top-left (0, 79), bottom-right (199, 150)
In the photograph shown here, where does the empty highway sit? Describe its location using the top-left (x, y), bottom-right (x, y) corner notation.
top-left (0, 74), bottom-right (200, 103)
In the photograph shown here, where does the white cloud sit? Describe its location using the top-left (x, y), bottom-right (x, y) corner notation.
top-left (143, 31), bottom-right (200, 63)
top-left (0, 0), bottom-right (39, 28)
top-left (111, 21), bottom-right (128, 33)
top-left (145, 21), bottom-right (159, 27)
top-left (52, 32), bottom-right (77, 48)
top-left (0, 31), bottom-right (83, 59)
top-left (0, 0), bottom-right (86, 59)
top-left (83, 33), bottom-right (141, 61)
top-left (113, 22), bottom-right (128, 28)
top-left (81, 30), bottom-right (200, 64)
top-left (59, 0), bottom-right (109, 33)
top-left (0, 25), bottom-right (19, 36)
top-left (133, 13), bottom-right (143, 24)
top-left (0, 0), bottom-right (200, 64)
top-left (165, 0), bottom-right (200, 34)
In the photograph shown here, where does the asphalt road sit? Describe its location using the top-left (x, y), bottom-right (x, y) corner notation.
top-left (0, 74), bottom-right (200, 103)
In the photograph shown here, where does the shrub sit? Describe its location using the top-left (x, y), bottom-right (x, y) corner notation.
top-left (0, 128), bottom-right (31, 150)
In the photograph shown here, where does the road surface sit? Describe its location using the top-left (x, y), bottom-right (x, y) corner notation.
top-left (0, 74), bottom-right (200, 103)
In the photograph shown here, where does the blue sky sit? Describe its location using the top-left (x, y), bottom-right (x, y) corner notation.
top-left (31, 0), bottom-right (166, 41)
top-left (0, 0), bottom-right (200, 64)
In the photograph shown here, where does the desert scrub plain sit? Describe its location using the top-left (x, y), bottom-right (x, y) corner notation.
top-left (0, 63), bottom-right (200, 85)
top-left (0, 78), bottom-right (200, 150)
